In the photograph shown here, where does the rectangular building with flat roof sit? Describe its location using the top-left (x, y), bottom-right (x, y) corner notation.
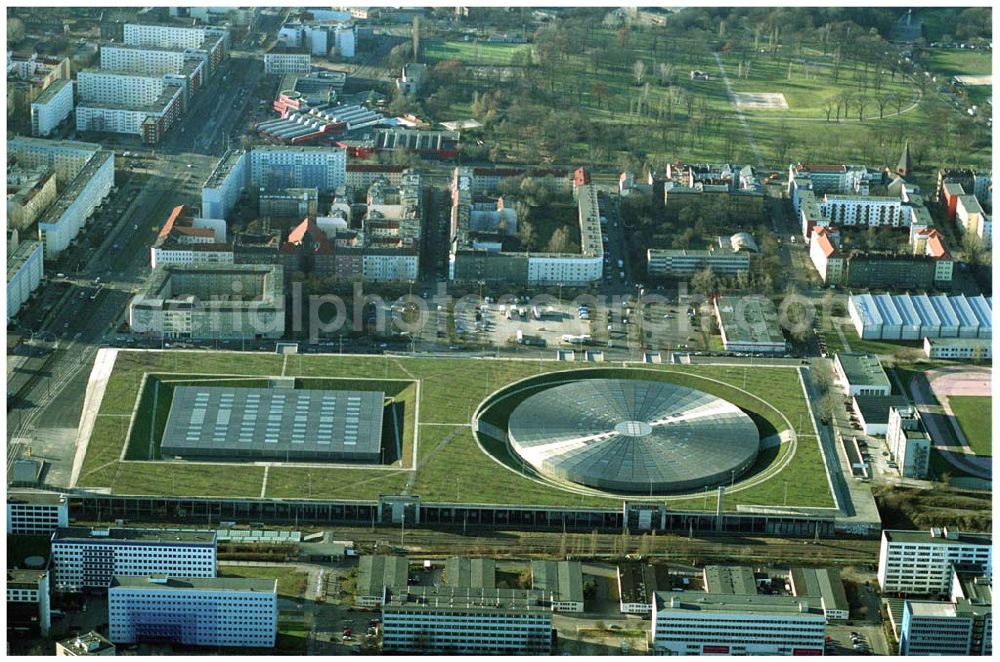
top-left (381, 586), bottom-right (553, 654)
top-left (646, 248), bottom-right (750, 278)
top-left (713, 296), bottom-right (787, 354)
top-left (834, 353), bottom-right (891, 396)
top-left (8, 569), bottom-right (51, 638)
top-left (108, 576), bottom-right (276, 648)
top-left (7, 490), bottom-right (69, 535)
top-left (617, 562), bottom-right (659, 614)
top-left (651, 592), bottom-right (826, 656)
top-left (444, 558), bottom-right (496, 589)
top-left (900, 600), bottom-right (974, 655)
top-left (703, 566), bottom-right (757, 595)
top-left (879, 528), bottom-right (992, 595)
top-left (51, 528), bottom-right (217, 592)
top-left (161, 385), bottom-right (384, 462)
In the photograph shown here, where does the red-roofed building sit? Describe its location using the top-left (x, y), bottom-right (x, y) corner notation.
top-left (150, 205), bottom-right (232, 268)
top-left (280, 217), bottom-right (336, 276)
top-left (808, 225), bottom-right (844, 284)
top-left (941, 181), bottom-right (966, 220)
top-left (911, 227), bottom-right (954, 283)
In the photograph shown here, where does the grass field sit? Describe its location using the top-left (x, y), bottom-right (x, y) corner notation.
top-left (423, 39), bottom-right (533, 66)
top-left (217, 565), bottom-right (308, 600)
top-left (948, 395), bottom-right (992, 457)
top-left (76, 351), bottom-right (834, 510)
top-left (923, 49), bottom-right (992, 78)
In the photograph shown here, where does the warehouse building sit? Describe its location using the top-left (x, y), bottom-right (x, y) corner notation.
top-left (128, 264), bottom-right (285, 340)
top-left (109, 576), bottom-right (276, 648)
top-left (160, 385), bottom-right (384, 462)
top-left (713, 296), bottom-right (787, 354)
top-left (833, 353), bottom-right (891, 397)
top-left (617, 562), bottom-right (660, 614)
top-left (356, 555), bottom-right (409, 607)
top-left (703, 565), bottom-right (757, 595)
top-left (381, 586), bottom-right (553, 655)
top-left (7, 490), bottom-right (69, 535)
top-left (531, 560), bottom-right (584, 612)
top-left (788, 567), bottom-right (850, 621)
top-left (879, 528), bottom-right (992, 595)
top-left (51, 528), bottom-right (217, 592)
top-left (444, 558), bottom-right (496, 589)
top-left (887, 405), bottom-right (931, 479)
top-left (651, 592), bottom-right (826, 655)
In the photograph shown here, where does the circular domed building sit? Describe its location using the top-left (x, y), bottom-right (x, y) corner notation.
top-left (507, 379), bottom-right (760, 493)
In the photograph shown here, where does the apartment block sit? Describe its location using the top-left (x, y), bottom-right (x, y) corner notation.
top-left (646, 247), bottom-right (750, 278)
top-left (51, 528), bottom-right (217, 592)
top-left (264, 51), bottom-right (311, 75)
top-left (7, 238), bottom-right (44, 321)
top-left (30, 78), bottom-right (74, 137)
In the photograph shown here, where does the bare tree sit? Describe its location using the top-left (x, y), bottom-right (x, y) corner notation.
top-left (633, 59), bottom-right (646, 86)
top-left (658, 62), bottom-right (674, 86)
top-left (823, 100), bottom-right (835, 122)
top-left (875, 94), bottom-right (891, 119)
top-left (856, 94), bottom-right (869, 121)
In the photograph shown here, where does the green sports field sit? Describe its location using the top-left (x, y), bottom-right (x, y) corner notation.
top-left (76, 351), bottom-right (835, 511)
top-left (422, 39), bottom-right (533, 66)
top-left (948, 395), bottom-right (992, 457)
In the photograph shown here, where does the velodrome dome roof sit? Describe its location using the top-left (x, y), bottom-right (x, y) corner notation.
top-left (507, 379), bottom-right (760, 493)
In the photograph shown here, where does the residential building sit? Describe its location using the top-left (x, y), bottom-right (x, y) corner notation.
top-left (150, 205), bottom-right (231, 269)
top-left (660, 163), bottom-right (765, 223)
top-left (108, 576), bottom-right (276, 648)
top-left (7, 491), bottom-right (69, 535)
top-left (202, 149), bottom-right (249, 220)
top-left (259, 187), bottom-right (318, 219)
top-left (647, 247), bottom-right (750, 279)
top-left (51, 528), bottom-right (217, 592)
top-left (356, 555), bottom-right (409, 607)
top-left (833, 352), bottom-right (892, 396)
top-left (468, 166), bottom-right (572, 197)
top-left (75, 69), bottom-right (185, 143)
top-left (808, 226), bottom-right (845, 284)
top-left (617, 562), bottom-right (659, 614)
top-left (878, 528), bottom-right (992, 595)
top-left (713, 296), bottom-right (788, 354)
top-left (957, 194), bottom-right (991, 243)
top-left (345, 164), bottom-right (406, 190)
top-left (8, 138), bottom-right (114, 259)
top-left (56, 631), bottom-right (117, 656)
top-left (7, 53), bottom-right (72, 122)
top-left (100, 44), bottom-right (207, 85)
top-left (7, 237), bottom-right (44, 321)
top-left (788, 567), bottom-right (850, 621)
top-left (887, 405), bottom-right (931, 479)
top-left (923, 337), bottom-right (992, 361)
top-left (122, 23), bottom-right (228, 73)
top-left (849, 293), bottom-right (992, 341)
top-left (703, 566), bottom-right (757, 595)
top-left (850, 395), bottom-right (911, 436)
top-left (531, 560), bottom-right (584, 612)
top-left (396, 62), bottom-right (428, 95)
top-left (30, 78), bottom-right (74, 137)
top-left (381, 587), bottom-right (553, 654)
top-left (651, 592), bottom-right (826, 655)
top-left (8, 569), bottom-right (51, 638)
top-left (7, 165), bottom-right (58, 230)
top-left (128, 264), bottom-right (285, 340)
top-left (264, 51), bottom-right (311, 75)
top-left (250, 146), bottom-right (346, 193)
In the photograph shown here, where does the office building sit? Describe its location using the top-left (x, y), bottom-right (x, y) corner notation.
top-left (108, 576), bottom-right (276, 648)
top-left (30, 78), bottom-right (74, 137)
top-left (160, 385), bottom-right (384, 462)
top-left (128, 264), bottom-right (285, 340)
top-left (150, 205), bottom-right (232, 269)
top-left (713, 296), bottom-right (788, 354)
top-left (8, 569), bottom-right (51, 638)
top-left (381, 587), bottom-right (553, 654)
top-left (850, 395), bottom-right (911, 436)
top-left (647, 247), bottom-right (750, 279)
top-left (56, 631), bottom-right (117, 656)
top-left (51, 528), bottom-right (217, 592)
top-left (7, 490), bottom-right (69, 535)
top-left (849, 293), bottom-right (992, 341)
top-left (900, 601), bottom-right (975, 655)
top-left (7, 238), bottom-right (44, 321)
top-left (833, 353), bottom-right (892, 397)
top-left (264, 51), bottom-right (311, 75)
top-left (531, 560), bottom-right (584, 612)
top-left (878, 528), bottom-right (992, 595)
top-left (703, 566), bottom-right (757, 595)
top-left (887, 405), bottom-right (931, 479)
top-left (651, 592), bottom-right (826, 656)
top-left (951, 571), bottom-right (993, 656)
top-left (356, 555), bottom-right (409, 607)
top-left (8, 138), bottom-right (114, 258)
top-left (788, 567), bottom-right (850, 621)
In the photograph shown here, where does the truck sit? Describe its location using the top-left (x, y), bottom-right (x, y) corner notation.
top-left (561, 334), bottom-right (592, 345)
top-left (531, 305), bottom-right (542, 320)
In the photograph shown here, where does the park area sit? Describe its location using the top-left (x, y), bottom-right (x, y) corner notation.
top-left (74, 350), bottom-right (835, 511)
top-left (422, 39), bottom-right (533, 66)
top-left (948, 395), bottom-right (992, 457)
